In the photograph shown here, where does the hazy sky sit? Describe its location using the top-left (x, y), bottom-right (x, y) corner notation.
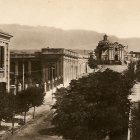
top-left (1, 0), bottom-right (140, 38)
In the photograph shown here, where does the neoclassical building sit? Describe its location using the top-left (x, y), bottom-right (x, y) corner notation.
top-left (95, 35), bottom-right (127, 64)
top-left (10, 48), bottom-right (89, 91)
top-left (0, 31), bottom-right (13, 93)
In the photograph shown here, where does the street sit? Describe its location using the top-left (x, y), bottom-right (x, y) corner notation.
top-left (0, 88), bottom-right (63, 140)
top-left (4, 109), bottom-right (62, 140)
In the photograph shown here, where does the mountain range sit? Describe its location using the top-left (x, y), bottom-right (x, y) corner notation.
top-left (0, 24), bottom-right (139, 52)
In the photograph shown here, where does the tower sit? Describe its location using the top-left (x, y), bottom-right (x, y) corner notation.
top-left (103, 34), bottom-right (108, 41)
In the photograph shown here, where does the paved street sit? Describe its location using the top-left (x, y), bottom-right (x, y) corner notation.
top-left (4, 108), bottom-right (62, 140)
top-left (101, 65), bottom-right (127, 72)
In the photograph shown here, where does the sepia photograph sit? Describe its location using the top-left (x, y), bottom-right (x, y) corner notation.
top-left (0, 0), bottom-right (140, 139)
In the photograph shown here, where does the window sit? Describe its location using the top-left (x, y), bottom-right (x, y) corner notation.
top-left (49, 66), bottom-right (55, 80)
top-left (115, 48), bottom-right (118, 51)
top-left (0, 46), bottom-right (4, 68)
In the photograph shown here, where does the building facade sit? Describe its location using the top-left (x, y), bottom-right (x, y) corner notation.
top-left (95, 35), bottom-right (127, 64)
top-left (0, 31), bottom-right (12, 93)
top-left (127, 51), bottom-right (140, 62)
top-left (10, 48), bottom-right (89, 91)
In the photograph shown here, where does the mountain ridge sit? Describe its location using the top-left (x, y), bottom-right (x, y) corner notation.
top-left (0, 24), bottom-right (139, 52)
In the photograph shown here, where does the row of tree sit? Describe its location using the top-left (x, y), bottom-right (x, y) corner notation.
top-left (125, 60), bottom-right (140, 140)
top-left (124, 60), bottom-right (140, 83)
top-left (0, 87), bottom-right (45, 134)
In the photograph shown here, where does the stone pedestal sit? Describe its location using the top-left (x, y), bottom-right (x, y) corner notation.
top-left (25, 84), bottom-right (28, 89)
top-left (18, 83), bottom-right (21, 92)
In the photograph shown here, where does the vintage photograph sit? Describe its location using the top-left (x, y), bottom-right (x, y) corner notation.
top-left (0, 0), bottom-right (140, 139)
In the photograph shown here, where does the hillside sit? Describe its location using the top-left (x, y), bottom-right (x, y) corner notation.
top-left (0, 24), bottom-right (139, 52)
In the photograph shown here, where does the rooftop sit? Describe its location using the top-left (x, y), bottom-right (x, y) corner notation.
top-left (0, 30), bottom-right (13, 38)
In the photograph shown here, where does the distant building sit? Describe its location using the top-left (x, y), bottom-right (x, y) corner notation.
top-left (0, 31), bottom-right (12, 93)
top-left (95, 34), bottom-right (128, 64)
top-left (128, 51), bottom-right (140, 61)
top-left (10, 48), bottom-right (89, 91)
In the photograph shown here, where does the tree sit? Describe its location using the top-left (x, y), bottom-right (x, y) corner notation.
top-left (131, 101), bottom-right (140, 140)
top-left (52, 69), bottom-right (133, 140)
top-left (3, 93), bottom-right (18, 134)
top-left (136, 60), bottom-right (140, 82)
top-left (25, 87), bottom-right (45, 119)
top-left (123, 61), bottom-right (136, 84)
top-left (16, 90), bottom-right (31, 124)
top-left (88, 53), bottom-right (98, 71)
top-left (0, 91), bottom-right (7, 126)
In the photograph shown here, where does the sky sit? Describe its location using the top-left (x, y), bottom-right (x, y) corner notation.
top-left (0, 0), bottom-right (140, 38)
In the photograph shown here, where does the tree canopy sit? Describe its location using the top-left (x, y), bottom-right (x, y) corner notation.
top-left (25, 87), bottom-right (45, 119)
top-left (136, 60), bottom-right (140, 82)
top-left (88, 54), bottom-right (98, 70)
top-left (52, 69), bottom-right (133, 140)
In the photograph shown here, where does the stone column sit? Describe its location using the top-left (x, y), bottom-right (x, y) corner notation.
top-left (28, 61), bottom-right (31, 75)
top-left (62, 56), bottom-right (65, 86)
top-left (109, 48), bottom-right (111, 60)
top-left (71, 60), bottom-right (72, 79)
top-left (67, 58), bottom-right (70, 82)
top-left (42, 63), bottom-right (46, 82)
top-left (27, 61), bottom-right (32, 86)
top-left (57, 62), bottom-right (59, 78)
top-left (45, 68), bottom-right (48, 82)
top-left (13, 86), bottom-right (16, 95)
top-left (73, 60), bottom-right (75, 79)
top-left (111, 48), bottom-right (114, 60)
top-left (65, 58), bottom-right (67, 83)
top-left (15, 61), bottom-right (18, 76)
top-left (71, 59), bottom-right (74, 79)
top-left (63, 57), bottom-right (66, 84)
top-left (48, 80), bottom-right (50, 90)
top-left (15, 61), bottom-right (18, 85)
top-left (52, 78), bottom-right (54, 89)
top-left (44, 82), bottom-right (47, 92)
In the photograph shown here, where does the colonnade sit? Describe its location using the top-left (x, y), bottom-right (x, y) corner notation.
top-left (63, 56), bottom-right (88, 85)
top-left (10, 50), bottom-right (89, 93)
top-left (63, 56), bottom-right (78, 84)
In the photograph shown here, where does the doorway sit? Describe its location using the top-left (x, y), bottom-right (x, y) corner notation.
top-left (115, 55), bottom-right (118, 61)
